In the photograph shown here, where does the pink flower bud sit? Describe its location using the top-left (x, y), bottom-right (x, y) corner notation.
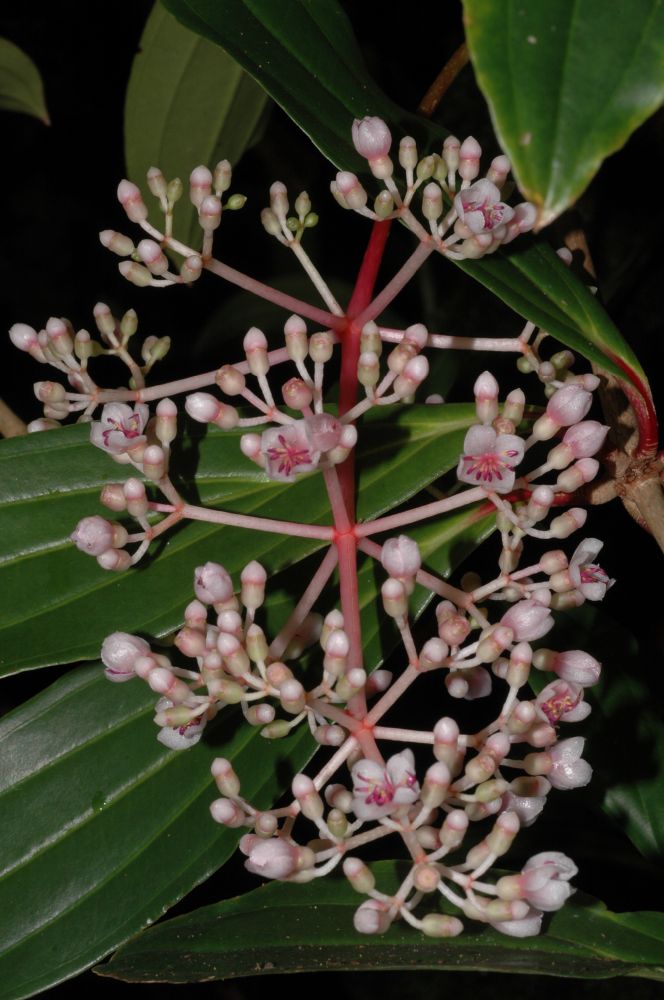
top-left (71, 516), bottom-right (123, 556)
top-left (546, 384), bottom-right (593, 427)
top-left (381, 535), bottom-right (421, 579)
top-left (351, 117), bottom-right (392, 161)
top-left (334, 171), bottom-right (367, 210)
top-left (553, 650), bottom-right (601, 686)
top-left (194, 562), bottom-right (233, 605)
top-left (189, 165), bottom-right (212, 208)
top-left (117, 179), bottom-right (147, 223)
top-left (101, 631), bottom-right (150, 682)
top-left (244, 838), bottom-right (300, 879)
top-left (474, 370), bottom-right (499, 423)
top-left (137, 239), bottom-right (168, 275)
top-left (501, 600), bottom-right (553, 641)
top-left (305, 412), bottom-right (343, 452)
top-left (199, 195), bottom-right (222, 232)
top-left (562, 420), bottom-right (609, 458)
top-left (459, 136), bottom-right (482, 181)
top-left (9, 322), bottom-right (39, 352)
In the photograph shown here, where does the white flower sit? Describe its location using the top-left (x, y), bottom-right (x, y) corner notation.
top-left (351, 749), bottom-right (420, 820)
top-left (521, 852), bottom-right (577, 911)
top-left (90, 402), bottom-right (149, 454)
top-left (490, 906), bottom-right (543, 937)
top-left (569, 538), bottom-right (614, 601)
top-left (261, 421), bottom-right (321, 482)
top-left (457, 424), bottom-right (524, 493)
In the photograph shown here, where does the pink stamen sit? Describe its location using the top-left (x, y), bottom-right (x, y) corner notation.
top-left (266, 434), bottom-right (312, 477)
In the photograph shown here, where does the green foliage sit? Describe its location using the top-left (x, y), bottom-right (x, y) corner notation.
top-left (464, 0), bottom-right (664, 226)
top-left (100, 862), bottom-right (664, 982)
top-left (125, 3), bottom-right (269, 249)
top-left (0, 38), bottom-right (48, 124)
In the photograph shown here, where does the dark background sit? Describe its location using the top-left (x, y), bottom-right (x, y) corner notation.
top-left (1, 2), bottom-right (663, 997)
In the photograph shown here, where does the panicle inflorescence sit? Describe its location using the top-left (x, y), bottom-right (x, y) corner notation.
top-left (9, 115), bottom-right (610, 940)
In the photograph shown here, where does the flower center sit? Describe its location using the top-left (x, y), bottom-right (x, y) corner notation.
top-left (266, 434), bottom-right (312, 477)
top-left (540, 691), bottom-right (580, 724)
top-left (580, 564), bottom-right (609, 585)
top-left (461, 448), bottom-right (519, 483)
top-left (356, 770), bottom-right (394, 807)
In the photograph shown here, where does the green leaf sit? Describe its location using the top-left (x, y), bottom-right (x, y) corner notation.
top-left (463, 0), bottom-right (664, 227)
top-left (0, 404), bottom-right (475, 675)
top-left (124, 2), bottom-right (269, 250)
top-left (160, 0), bottom-right (648, 391)
top-left (98, 861), bottom-right (664, 982)
top-left (0, 437), bottom-right (488, 999)
top-left (0, 38), bottom-right (49, 124)
top-left (0, 661), bottom-right (313, 1000)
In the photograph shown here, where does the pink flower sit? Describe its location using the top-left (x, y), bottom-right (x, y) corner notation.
top-left (454, 179), bottom-right (514, 234)
top-left (457, 424), bottom-right (524, 493)
top-left (535, 679), bottom-right (590, 725)
top-left (90, 402), bottom-right (149, 455)
top-left (569, 538), bottom-right (614, 601)
top-left (351, 749), bottom-right (420, 820)
top-left (549, 737), bottom-right (592, 789)
top-left (261, 421), bottom-right (321, 482)
top-left (101, 631), bottom-right (150, 682)
top-left (351, 117), bottom-right (392, 161)
top-left (520, 852), bottom-right (577, 911)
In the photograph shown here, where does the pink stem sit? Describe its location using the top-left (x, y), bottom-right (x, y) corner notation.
top-left (148, 501), bottom-right (334, 540)
top-left (379, 328), bottom-right (525, 353)
top-left (357, 537), bottom-right (474, 610)
top-left (366, 664), bottom-right (419, 726)
top-left (268, 546), bottom-right (338, 660)
top-left (373, 726), bottom-right (435, 744)
top-left (354, 242), bottom-right (434, 328)
top-left (356, 486), bottom-right (486, 537)
top-left (204, 257), bottom-right (344, 331)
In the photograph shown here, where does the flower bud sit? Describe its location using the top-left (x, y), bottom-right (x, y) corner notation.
top-left (117, 179), bottom-right (147, 222)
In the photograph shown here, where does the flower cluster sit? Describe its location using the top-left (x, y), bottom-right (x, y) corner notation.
top-left (10, 115), bottom-right (609, 939)
top-left (332, 116), bottom-right (536, 260)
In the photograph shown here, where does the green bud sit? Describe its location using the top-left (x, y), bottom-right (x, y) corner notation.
top-left (120, 309), bottom-right (138, 340)
top-left (260, 719), bottom-right (291, 740)
top-left (303, 212), bottom-right (318, 228)
top-left (226, 193), bottom-right (247, 211)
top-left (167, 177), bottom-right (183, 204)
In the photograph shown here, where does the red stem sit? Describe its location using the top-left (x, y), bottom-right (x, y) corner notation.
top-left (607, 353), bottom-right (659, 457)
top-left (332, 222), bottom-right (392, 682)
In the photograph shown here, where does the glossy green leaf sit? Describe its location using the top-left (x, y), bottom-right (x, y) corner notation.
top-left (0, 38), bottom-right (49, 124)
top-left (160, 0), bottom-right (648, 391)
top-left (0, 662), bottom-right (313, 1000)
top-left (124, 3), bottom-right (269, 250)
top-left (464, 0), bottom-right (664, 227)
top-left (0, 404), bottom-right (475, 674)
top-left (99, 861), bottom-right (664, 982)
top-left (0, 455), bottom-right (488, 999)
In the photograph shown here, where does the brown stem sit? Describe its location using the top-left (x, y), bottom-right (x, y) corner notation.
top-left (0, 398), bottom-right (27, 438)
top-left (418, 43), bottom-right (469, 118)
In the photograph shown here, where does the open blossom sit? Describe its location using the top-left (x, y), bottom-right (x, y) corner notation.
top-left (90, 402), bottom-right (149, 455)
top-left (351, 749), bottom-right (420, 820)
top-left (156, 698), bottom-right (207, 750)
top-left (569, 538), bottom-right (614, 601)
top-left (457, 424), bottom-right (524, 493)
top-left (535, 679), bottom-right (590, 725)
top-left (520, 852), bottom-right (577, 911)
top-left (262, 422), bottom-right (321, 482)
top-left (454, 179), bottom-right (514, 234)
